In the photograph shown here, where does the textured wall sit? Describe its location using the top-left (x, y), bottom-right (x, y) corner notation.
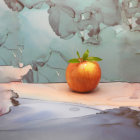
top-left (0, 0), bottom-right (140, 83)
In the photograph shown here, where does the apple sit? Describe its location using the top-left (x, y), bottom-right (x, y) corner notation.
top-left (66, 50), bottom-right (102, 92)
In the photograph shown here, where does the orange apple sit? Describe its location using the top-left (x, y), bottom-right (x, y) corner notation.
top-left (66, 50), bottom-right (102, 92)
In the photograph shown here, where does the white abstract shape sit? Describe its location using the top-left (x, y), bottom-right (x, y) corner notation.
top-left (0, 65), bottom-right (32, 82)
top-left (0, 85), bottom-right (18, 116)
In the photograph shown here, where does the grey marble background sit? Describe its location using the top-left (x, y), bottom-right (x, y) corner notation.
top-left (0, 0), bottom-right (140, 83)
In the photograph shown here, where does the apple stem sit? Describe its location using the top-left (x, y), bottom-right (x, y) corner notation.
top-left (78, 58), bottom-right (83, 63)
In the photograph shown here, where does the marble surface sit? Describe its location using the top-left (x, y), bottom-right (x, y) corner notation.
top-left (1, 82), bottom-right (140, 108)
top-left (0, 82), bottom-right (140, 139)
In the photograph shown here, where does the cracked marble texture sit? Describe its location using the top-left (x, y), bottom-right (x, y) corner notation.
top-left (0, 0), bottom-right (139, 83)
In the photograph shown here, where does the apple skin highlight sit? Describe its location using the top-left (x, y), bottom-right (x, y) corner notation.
top-left (66, 61), bottom-right (101, 92)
